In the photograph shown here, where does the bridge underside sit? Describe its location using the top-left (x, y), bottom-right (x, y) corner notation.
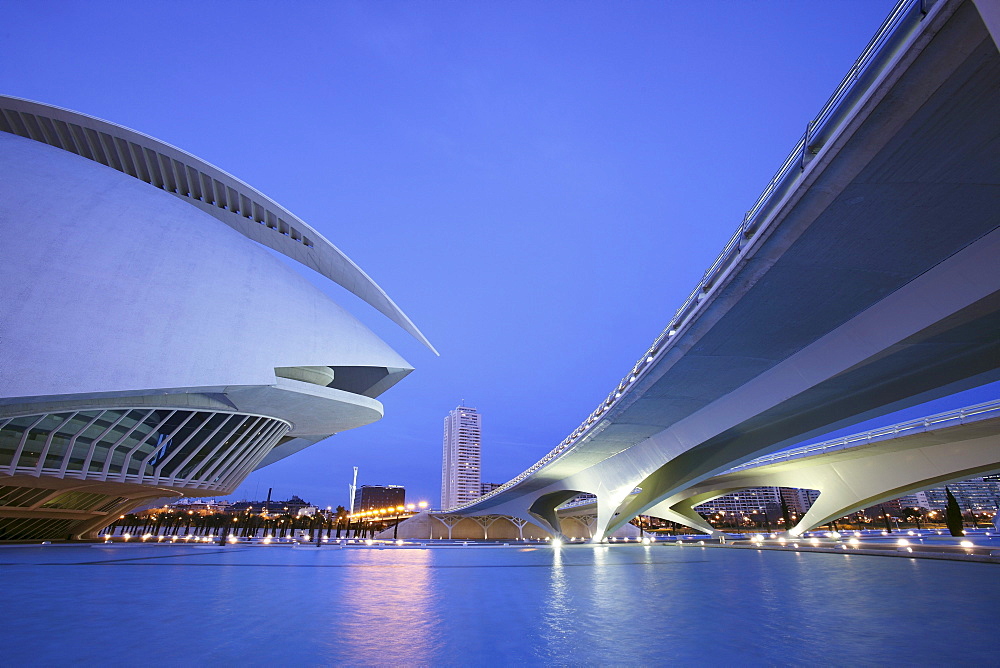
top-left (647, 416), bottom-right (1000, 536)
top-left (455, 0), bottom-right (1000, 542)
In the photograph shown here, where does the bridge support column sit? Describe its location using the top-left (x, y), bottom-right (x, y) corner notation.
top-left (645, 500), bottom-right (718, 537)
top-left (774, 433), bottom-right (1000, 536)
top-left (432, 514), bottom-right (464, 540)
top-left (469, 514), bottom-right (503, 540)
top-left (507, 516), bottom-right (532, 541)
top-left (527, 491), bottom-right (580, 538)
top-left (590, 488), bottom-right (639, 543)
top-left (575, 514), bottom-right (598, 539)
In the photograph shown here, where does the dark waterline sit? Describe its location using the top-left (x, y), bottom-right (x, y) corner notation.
top-left (1, 543), bottom-right (994, 665)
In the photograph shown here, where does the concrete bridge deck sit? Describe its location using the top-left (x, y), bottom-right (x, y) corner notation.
top-left (449, 0), bottom-right (1000, 540)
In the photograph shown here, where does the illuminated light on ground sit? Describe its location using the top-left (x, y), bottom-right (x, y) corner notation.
top-left (896, 539), bottom-right (910, 546)
top-left (552, 538), bottom-right (563, 548)
top-left (849, 538), bottom-right (860, 546)
top-left (960, 540), bottom-right (974, 548)
top-left (365, 539), bottom-right (374, 546)
top-left (809, 538), bottom-right (820, 546)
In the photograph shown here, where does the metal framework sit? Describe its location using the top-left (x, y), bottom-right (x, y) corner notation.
top-left (0, 408), bottom-right (290, 493)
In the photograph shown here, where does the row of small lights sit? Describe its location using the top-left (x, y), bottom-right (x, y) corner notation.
top-left (103, 534), bottom-right (416, 546)
top-left (98, 530), bottom-right (987, 552)
top-left (348, 501), bottom-right (427, 520)
top-left (740, 529), bottom-right (984, 553)
top-left (101, 501), bottom-right (431, 543)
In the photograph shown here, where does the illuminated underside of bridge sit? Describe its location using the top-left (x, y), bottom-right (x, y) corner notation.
top-left (639, 400), bottom-right (1000, 537)
top-left (447, 0), bottom-right (1000, 541)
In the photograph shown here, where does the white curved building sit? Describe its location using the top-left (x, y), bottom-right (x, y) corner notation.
top-left (0, 96), bottom-right (431, 540)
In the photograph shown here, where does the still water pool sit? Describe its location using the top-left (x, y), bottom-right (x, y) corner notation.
top-left (1, 543), bottom-right (994, 665)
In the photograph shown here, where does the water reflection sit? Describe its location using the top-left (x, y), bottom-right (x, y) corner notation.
top-left (0, 544), bottom-right (997, 665)
top-left (541, 547), bottom-right (573, 651)
top-left (332, 549), bottom-right (438, 664)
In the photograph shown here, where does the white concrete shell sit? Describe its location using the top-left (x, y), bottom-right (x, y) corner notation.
top-left (0, 95), bottom-right (436, 355)
top-left (0, 109), bottom-right (425, 539)
top-left (0, 131), bottom-right (410, 397)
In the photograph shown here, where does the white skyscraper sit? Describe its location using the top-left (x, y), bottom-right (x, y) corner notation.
top-left (441, 405), bottom-right (482, 509)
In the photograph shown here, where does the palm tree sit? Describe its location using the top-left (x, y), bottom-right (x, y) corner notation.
top-left (334, 506), bottom-right (347, 537)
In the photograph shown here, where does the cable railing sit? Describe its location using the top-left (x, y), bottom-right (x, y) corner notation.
top-left (725, 399), bottom-right (1000, 473)
top-left (448, 0), bottom-right (937, 514)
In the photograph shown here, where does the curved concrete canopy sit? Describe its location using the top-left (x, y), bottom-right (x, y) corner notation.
top-left (0, 95), bottom-right (438, 355)
top-left (0, 133), bottom-right (412, 414)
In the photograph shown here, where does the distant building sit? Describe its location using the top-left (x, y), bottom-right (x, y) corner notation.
top-left (227, 495), bottom-right (314, 516)
top-left (781, 487), bottom-right (820, 515)
top-left (161, 498), bottom-right (231, 515)
top-left (694, 486), bottom-right (819, 519)
top-left (695, 488), bottom-right (781, 517)
top-left (908, 476), bottom-right (1000, 511)
top-left (480, 482), bottom-right (503, 496)
top-left (441, 405), bottom-right (482, 509)
top-left (354, 485), bottom-right (405, 512)
top-left (690, 475), bottom-right (1000, 524)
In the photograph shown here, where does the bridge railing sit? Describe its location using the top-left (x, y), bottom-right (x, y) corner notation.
top-left (446, 0), bottom-right (937, 514)
top-left (724, 398), bottom-right (1000, 473)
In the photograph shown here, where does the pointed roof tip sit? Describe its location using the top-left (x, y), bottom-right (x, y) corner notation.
top-left (0, 94), bottom-right (441, 357)
top-left (392, 313), bottom-right (438, 356)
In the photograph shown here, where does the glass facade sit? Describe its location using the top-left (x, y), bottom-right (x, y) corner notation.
top-left (0, 408), bottom-right (290, 492)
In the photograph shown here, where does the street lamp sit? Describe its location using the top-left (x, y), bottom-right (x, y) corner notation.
top-left (392, 505), bottom-right (405, 540)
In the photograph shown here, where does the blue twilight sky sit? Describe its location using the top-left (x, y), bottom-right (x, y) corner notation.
top-left (3, 0), bottom-right (994, 509)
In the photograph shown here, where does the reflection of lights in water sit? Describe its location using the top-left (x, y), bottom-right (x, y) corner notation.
top-left (334, 550), bottom-right (438, 663)
top-left (541, 541), bottom-right (572, 648)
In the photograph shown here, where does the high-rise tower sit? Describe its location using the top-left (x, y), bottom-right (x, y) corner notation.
top-left (441, 405), bottom-right (482, 509)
